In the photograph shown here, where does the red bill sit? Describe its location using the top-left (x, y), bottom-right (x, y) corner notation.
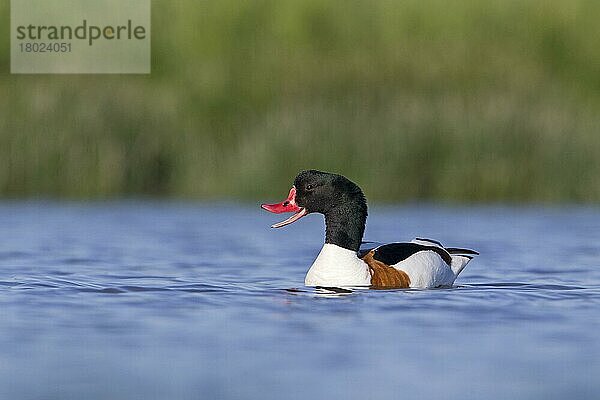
top-left (261, 186), bottom-right (308, 228)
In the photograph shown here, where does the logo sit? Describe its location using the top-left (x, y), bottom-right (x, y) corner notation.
top-left (11, 0), bottom-right (151, 74)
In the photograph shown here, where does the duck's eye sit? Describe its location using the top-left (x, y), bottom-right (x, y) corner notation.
top-left (306, 184), bottom-right (314, 191)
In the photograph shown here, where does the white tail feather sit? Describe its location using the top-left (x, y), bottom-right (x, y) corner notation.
top-left (451, 255), bottom-right (473, 276)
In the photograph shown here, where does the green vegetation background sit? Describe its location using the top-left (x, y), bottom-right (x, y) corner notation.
top-left (1, 0), bottom-right (599, 202)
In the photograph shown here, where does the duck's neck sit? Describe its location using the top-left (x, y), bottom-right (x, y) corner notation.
top-left (324, 202), bottom-right (367, 253)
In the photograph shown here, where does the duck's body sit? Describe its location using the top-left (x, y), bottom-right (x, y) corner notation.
top-left (306, 239), bottom-right (477, 288)
top-left (262, 170), bottom-right (478, 289)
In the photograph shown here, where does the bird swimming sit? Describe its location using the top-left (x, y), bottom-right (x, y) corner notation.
top-left (261, 170), bottom-right (478, 289)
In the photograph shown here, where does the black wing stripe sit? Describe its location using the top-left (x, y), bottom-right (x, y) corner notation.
top-left (445, 247), bottom-right (480, 256)
top-left (372, 243), bottom-right (452, 266)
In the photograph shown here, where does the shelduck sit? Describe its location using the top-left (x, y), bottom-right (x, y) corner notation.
top-left (261, 170), bottom-right (478, 289)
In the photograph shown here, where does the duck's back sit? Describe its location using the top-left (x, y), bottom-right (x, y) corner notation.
top-left (363, 239), bottom-right (477, 288)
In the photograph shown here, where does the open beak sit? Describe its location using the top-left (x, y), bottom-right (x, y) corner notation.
top-left (260, 186), bottom-right (308, 228)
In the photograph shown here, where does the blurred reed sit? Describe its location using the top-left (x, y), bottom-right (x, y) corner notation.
top-left (1, 0), bottom-right (599, 202)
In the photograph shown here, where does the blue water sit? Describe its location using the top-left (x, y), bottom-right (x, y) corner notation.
top-left (1, 202), bottom-right (599, 399)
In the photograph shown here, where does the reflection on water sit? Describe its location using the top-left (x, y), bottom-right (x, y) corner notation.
top-left (0, 202), bottom-right (599, 400)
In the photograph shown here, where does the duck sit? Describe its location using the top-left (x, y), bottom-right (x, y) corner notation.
top-left (261, 170), bottom-right (478, 289)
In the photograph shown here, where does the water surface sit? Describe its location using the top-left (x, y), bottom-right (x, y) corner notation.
top-left (1, 203), bottom-right (599, 399)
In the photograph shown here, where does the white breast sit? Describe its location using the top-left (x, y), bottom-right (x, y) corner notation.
top-left (304, 244), bottom-right (371, 287)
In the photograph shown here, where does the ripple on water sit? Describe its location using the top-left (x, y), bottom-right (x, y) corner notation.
top-left (0, 203), bottom-right (599, 400)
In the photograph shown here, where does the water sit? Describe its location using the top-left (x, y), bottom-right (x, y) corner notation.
top-left (1, 202), bottom-right (599, 400)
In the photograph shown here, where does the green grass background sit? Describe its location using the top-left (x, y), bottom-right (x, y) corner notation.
top-left (1, 0), bottom-right (600, 202)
